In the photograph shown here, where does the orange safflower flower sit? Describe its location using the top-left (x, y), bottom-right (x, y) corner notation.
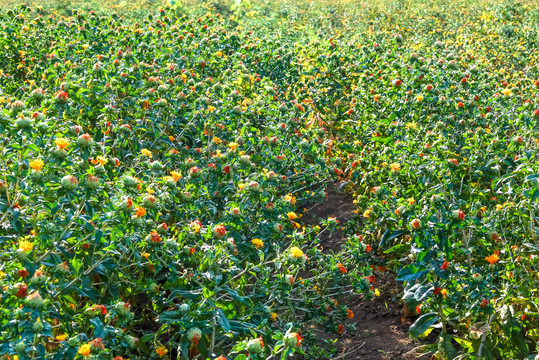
top-left (486, 251), bottom-right (500, 264)
top-left (136, 207), bottom-right (146, 217)
top-left (156, 346), bottom-right (168, 357)
top-left (170, 171), bottom-right (182, 181)
top-left (54, 138), bottom-right (70, 149)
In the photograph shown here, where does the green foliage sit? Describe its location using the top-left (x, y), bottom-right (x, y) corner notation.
top-left (1, 0), bottom-right (539, 359)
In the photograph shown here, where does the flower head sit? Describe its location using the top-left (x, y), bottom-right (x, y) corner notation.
top-left (141, 148), bottom-right (152, 158)
top-left (78, 343), bottom-right (92, 357)
top-left (56, 334), bottom-right (68, 341)
top-left (441, 260), bottom-right (449, 270)
top-left (187, 327), bottom-right (202, 345)
top-left (284, 194), bottom-right (296, 204)
top-left (19, 240), bottom-right (34, 252)
top-left (136, 207), bottom-right (146, 217)
top-left (156, 346), bottom-right (168, 357)
top-left (252, 238), bottom-right (264, 248)
top-left (54, 138), bottom-right (70, 150)
top-left (290, 246), bottom-right (303, 258)
top-left (170, 171), bottom-right (182, 181)
top-left (486, 251), bottom-right (500, 264)
top-left (213, 224), bottom-right (226, 238)
top-left (29, 159), bottom-right (44, 171)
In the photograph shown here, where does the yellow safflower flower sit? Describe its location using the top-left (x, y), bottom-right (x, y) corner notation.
top-left (19, 240), bottom-right (34, 252)
top-left (252, 238), bottom-right (264, 248)
top-left (290, 246), bottom-right (303, 258)
top-left (390, 163), bottom-right (401, 172)
top-left (170, 171), bottom-right (182, 181)
top-left (95, 156), bottom-right (107, 165)
top-left (141, 148), bottom-right (152, 158)
top-left (284, 194), bottom-right (296, 204)
top-left (56, 334), bottom-right (68, 341)
top-left (78, 343), bottom-right (91, 357)
top-left (287, 212), bottom-right (298, 220)
top-left (54, 138), bottom-right (70, 150)
top-left (29, 159), bottom-right (44, 171)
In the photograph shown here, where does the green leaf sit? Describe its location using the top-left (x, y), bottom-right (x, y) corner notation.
top-left (384, 243), bottom-right (410, 254)
top-left (215, 308), bottom-right (231, 332)
top-left (413, 285), bottom-right (434, 302)
top-left (397, 265), bottom-right (429, 282)
top-left (439, 333), bottom-right (458, 359)
top-left (157, 310), bottom-right (183, 323)
top-left (409, 312), bottom-right (439, 338)
top-left (168, 289), bottom-right (202, 300)
top-left (379, 229), bottom-right (407, 248)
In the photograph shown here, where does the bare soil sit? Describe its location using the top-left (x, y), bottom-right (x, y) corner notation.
top-left (304, 182), bottom-right (431, 360)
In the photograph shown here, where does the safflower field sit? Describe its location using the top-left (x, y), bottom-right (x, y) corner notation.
top-left (1, 0), bottom-right (539, 359)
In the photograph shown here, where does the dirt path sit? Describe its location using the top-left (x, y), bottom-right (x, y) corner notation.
top-left (304, 183), bottom-right (429, 360)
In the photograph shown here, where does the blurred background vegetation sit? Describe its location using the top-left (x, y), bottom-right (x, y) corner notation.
top-left (2, 0), bottom-right (538, 49)
top-left (0, 0), bottom-right (393, 41)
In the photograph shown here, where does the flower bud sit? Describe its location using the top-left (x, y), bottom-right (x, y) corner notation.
top-left (115, 302), bottom-right (130, 316)
top-left (187, 327), bottom-right (202, 344)
top-left (61, 175), bottom-right (79, 190)
top-left (30, 270), bottom-right (46, 285)
top-left (77, 133), bottom-right (93, 148)
top-left (26, 292), bottom-right (44, 308)
top-left (124, 335), bottom-right (138, 349)
top-left (15, 342), bottom-right (26, 353)
top-left (284, 332), bottom-right (302, 348)
top-left (85, 175), bottom-right (100, 190)
top-left (247, 337), bottom-right (264, 354)
top-left (143, 195), bottom-right (158, 209)
top-left (32, 318), bottom-right (44, 333)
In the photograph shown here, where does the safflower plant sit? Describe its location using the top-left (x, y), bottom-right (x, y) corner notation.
top-left (1, 0), bottom-right (539, 359)
top-left (0, 4), bottom-right (372, 360)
